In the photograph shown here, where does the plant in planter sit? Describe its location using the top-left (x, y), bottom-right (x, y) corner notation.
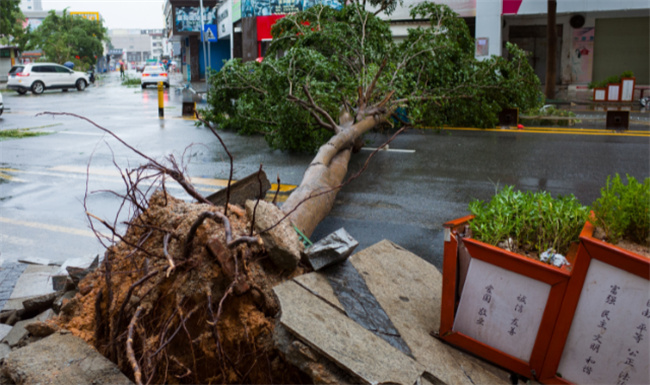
top-left (468, 185), bottom-right (590, 263)
top-left (539, 175), bottom-right (650, 384)
top-left (440, 187), bottom-right (589, 380)
top-left (590, 174), bottom-right (650, 253)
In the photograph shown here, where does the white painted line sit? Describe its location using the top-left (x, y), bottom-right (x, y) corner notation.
top-left (0, 217), bottom-right (95, 238)
top-left (361, 146), bottom-right (415, 153)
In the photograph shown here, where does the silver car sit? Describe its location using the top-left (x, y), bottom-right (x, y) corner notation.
top-left (7, 63), bottom-right (90, 95)
top-left (141, 65), bottom-right (170, 89)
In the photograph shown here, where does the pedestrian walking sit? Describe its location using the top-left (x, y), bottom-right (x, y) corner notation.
top-left (120, 63), bottom-right (125, 79)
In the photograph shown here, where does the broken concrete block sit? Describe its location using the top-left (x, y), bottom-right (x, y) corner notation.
top-left (17, 257), bottom-right (50, 266)
top-left (246, 200), bottom-right (302, 271)
top-left (53, 291), bottom-right (76, 315)
top-left (292, 240), bottom-right (511, 384)
top-left (274, 280), bottom-right (425, 385)
top-left (2, 319), bottom-right (30, 348)
top-left (304, 228), bottom-right (358, 270)
top-left (24, 321), bottom-right (57, 338)
top-left (22, 293), bottom-right (57, 319)
top-left (207, 170), bottom-right (271, 206)
top-left (0, 343), bottom-right (10, 362)
top-left (3, 332), bottom-right (133, 384)
top-left (7, 265), bottom-right (58, 308)
top-left (273, 324), bottom-right (358, 385)
top-left (0, 325), bottom-right (11, 342)
top-left (0, 262), bottom-right (28, 312)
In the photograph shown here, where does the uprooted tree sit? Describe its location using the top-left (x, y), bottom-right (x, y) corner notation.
top-left (202, 2), bottom-right (542, 238)
top-left (53, 3), bottom-right (542, 385)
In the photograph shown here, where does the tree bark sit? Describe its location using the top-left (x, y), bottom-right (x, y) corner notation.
top-left (281, 114), bottom-right (384, 238)
top-left (545, 0), bottom-right (557, 99)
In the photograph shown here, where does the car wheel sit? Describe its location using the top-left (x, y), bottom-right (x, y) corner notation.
top-left (164, 83), bottom-right (169, 89)
top-left (76, 79), bottom-right (87, 91)
top-left (141, 84), bottom-right (146, 89)
top-left (31, 81), bottom-right (45, 95)
top-left (17, 89), bottom-right (27, 95)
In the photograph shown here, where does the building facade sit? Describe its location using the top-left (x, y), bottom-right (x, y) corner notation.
top-left (164, 0), bottom-right (649, 90)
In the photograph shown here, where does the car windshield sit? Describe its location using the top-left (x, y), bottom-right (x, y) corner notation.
top-left (9, 66), bottom-right (24, 74)
top-left (144, 66), bottom-right (165, 73)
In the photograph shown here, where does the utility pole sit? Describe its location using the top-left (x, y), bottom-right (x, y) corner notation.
top-left (199, 0), bottom-right (209, 91)
top-left (545, 0), bottom-right (557, 100)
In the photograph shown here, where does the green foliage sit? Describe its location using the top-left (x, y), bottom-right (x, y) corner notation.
top-left (203, 3), bottom-right (542, 153)
top-left (588, 71), bottom-right (634, 89)
top-left (0, 128), bottom-right (50, 140)
top-left (122, 75), bottom-right (141, 87)
top-left (27, 9), bottom-right (108, 67)
top-left (469, 186), bottom-right (590, 257)
top-left (591, 174), bottom-right (650, 245)
top-left (522, 105), bottom-right (581, 126)
top-left (0, 0), bottom-right (29, 49)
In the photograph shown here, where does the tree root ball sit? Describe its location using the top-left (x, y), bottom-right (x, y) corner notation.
top-left (55, 191), bottom-right (312, 384)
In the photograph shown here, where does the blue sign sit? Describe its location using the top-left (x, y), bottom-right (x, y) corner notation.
top-left (202, 24), bottom-right (218, 42)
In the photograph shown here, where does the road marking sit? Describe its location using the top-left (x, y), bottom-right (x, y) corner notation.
top-left (0, 217), bottom-right (96, 238)
top-left (438, 126), bottom-right (650, 137)
top-left (0, 166), bottom-right (297, 194)
top-left (361, 146), bottom-right (415, 153)
top-left (0, 233), bottom-right (36, 246)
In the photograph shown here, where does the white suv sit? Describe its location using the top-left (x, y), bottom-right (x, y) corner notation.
top-left (7, 63), bottom-right (90, 95)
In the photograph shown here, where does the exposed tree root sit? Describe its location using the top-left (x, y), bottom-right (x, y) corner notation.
top-left (56, 191), bottom-right (311, 384)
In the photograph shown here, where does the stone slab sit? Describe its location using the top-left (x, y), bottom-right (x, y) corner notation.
top-left (2, 319), bottom-right (29, 348)
top-left (0, 343), bottom-right (10, 362)
top-left (3, 332), bottom-right (133, 384)
top-left (274, 280), bottom-right (425, 385)
top-left (8, 265), bottom-right (58, 301)
top-left (17, 257), bottom-right (51, 266)
top-left (0, 325), bottom-right (11, 342)
top-left (0, 263), bottom-right (28, 312)
top-left (295, 240), bottom-right (510, 385)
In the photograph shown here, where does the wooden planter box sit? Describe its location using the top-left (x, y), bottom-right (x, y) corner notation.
top-left (540, 220), bottom-right (649, 384)
top-left (440, 216), bottom-right (572, 380)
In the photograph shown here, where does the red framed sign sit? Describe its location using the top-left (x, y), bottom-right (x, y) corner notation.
top-left (620, 77), bottom-right (636, 102)
top-left (441, 216), bottom-right (571, 380)
top-left (539, 220), bottom-right (650, 384)
top-left (607, 83), bottom-right (621, 102)
top-left (593, 88), bottom-right (606, 102)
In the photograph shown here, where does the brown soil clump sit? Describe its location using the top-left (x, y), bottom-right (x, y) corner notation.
top-left (593, 227), bottom-right (650, 258)
top-left (55, 191), bottom-right (312, 384)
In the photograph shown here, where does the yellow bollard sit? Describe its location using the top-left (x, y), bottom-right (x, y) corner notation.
top-left (157, 81), bottom-right (164, 118)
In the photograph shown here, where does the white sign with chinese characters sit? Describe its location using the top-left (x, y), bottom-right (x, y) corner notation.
top-left (557, 259), bottom-right (649, 384)
top-left (453, 258), bottom-right (552, 362)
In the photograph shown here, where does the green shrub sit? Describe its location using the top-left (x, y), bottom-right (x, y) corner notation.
top-left (588, 71), bottom-right (634, 89)
top-left (122, 75), bottom-right (141, 87)
top-left (591, 174), bottom-right (650, 245)
top-left (522, 105), bottom-right (581, 126)
top-left (469, 186), bottom-right (590, 256)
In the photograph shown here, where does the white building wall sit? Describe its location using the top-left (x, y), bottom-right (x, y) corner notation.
top-left (475, 0), bottom-right (502, 59)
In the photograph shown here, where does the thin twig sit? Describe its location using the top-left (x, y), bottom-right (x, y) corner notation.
top-left (250, 164), bottom-right (263, 236)
top-left (195, 111), bottom-right (234, 215)
top-left (272, 174), bottom-right (281, 205)
top-left (127, 306), bottom-right (145, 385)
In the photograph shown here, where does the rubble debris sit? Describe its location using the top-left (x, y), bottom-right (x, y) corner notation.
top-left (3, 332), bottom-right (134, 384)
top-left (304, 228), bottom-right (358, 270)
top-left (207, 170), bottom-right (271, 207)
top-left (283, 240), bottom-right (512, 385)
top-left (21, 293), bottom-right (56, 319)
top-left (246, 199), bottom-right (302, 271)
top-left (0, 326), bottom-right (11, 343)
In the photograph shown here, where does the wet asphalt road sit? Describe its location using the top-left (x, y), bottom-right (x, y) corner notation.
top-left (1, 72), bottom-right (649, 269)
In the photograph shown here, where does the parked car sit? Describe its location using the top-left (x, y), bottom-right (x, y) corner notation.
top-left (7, 63), bottom-right (90, 95)
top-left (0, 91), bottom-right (4, 116)
top-left (141, 65), bottom-right (169, 89)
